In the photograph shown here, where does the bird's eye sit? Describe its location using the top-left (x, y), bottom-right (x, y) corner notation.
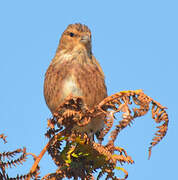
top-left (69, 32), bottom-right (74, 37)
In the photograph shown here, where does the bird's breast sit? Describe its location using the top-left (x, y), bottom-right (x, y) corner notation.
top-left (62, 75), bottom-right (83, 100)
top-left (44, 55), bottom-right (107, 113)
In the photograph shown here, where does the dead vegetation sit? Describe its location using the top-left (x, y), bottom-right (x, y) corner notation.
top-left (0, 90), bottom-right (169, 179)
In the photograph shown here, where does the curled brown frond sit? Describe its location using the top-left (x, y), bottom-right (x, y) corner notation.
top-left (149, 101), bottom-right (168, 159)
top-left (0, 134), bottom-right (7, 143)
top-left (0, 148), bottom-right (27, 169)
top-left (0, 148), bottom-right (24, 161)
top-left (97, 90), bottom-right (168, 158)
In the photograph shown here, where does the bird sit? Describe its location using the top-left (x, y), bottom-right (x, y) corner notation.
top-left (44, 23), bottom-right (107, 139)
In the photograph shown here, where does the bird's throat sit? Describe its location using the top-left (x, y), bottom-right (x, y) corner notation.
top-left (54, 46), bottom-right (92, 65)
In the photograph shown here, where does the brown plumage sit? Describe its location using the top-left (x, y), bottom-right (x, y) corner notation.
top-left (44, 23), bottom-right (107, 137)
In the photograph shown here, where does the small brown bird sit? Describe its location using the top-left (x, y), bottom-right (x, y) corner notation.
top-left (44, 23), bottom-right (107, 138)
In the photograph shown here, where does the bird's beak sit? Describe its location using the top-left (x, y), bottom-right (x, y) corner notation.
top-left (80, 35), bottom-right (90, 44)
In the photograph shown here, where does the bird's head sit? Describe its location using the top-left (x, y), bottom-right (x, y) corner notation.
top-left (58, 23), bottom-right (92, 56)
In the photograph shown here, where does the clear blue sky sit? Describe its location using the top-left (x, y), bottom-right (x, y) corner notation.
top-left (0, 0), bottom-right (177, 179)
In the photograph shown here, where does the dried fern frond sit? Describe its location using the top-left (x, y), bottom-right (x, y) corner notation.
top-left (97, 90), bottom-right (168, 157)
top-left (0, 134), bottom-right (7, 144)
top-left (0, 136), bottom-right (40, 180)
top-left (149, 101), bottom-right (168, 158)
top-left (0, 148), bottom-right (27, 169)
top-left (30, 89), bottom-right (168, 179)
top-left (0, 148), bottom-right (25, 161)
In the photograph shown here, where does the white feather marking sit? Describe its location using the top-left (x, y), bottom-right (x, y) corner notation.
top-left (62, 75), bottom-right (83, 98)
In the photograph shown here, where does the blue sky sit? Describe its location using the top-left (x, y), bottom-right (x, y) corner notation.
top-left (0, 0), bottom-right (177, 179)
